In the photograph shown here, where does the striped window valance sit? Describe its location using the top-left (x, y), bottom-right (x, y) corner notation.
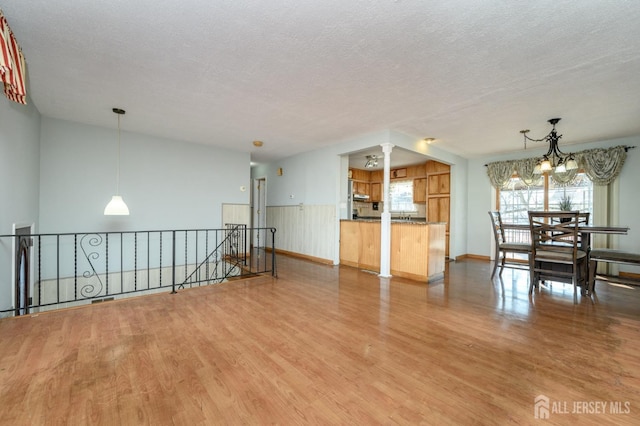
top-left (486, 145), bottom-right (630, 189)
top-left (0, 9), bottom-right (27, 105)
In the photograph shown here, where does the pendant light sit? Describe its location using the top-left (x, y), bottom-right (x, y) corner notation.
top-left (104, 108), bottom-right (130, 215)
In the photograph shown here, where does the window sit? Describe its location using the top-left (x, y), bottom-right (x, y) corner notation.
top-left (499, 177), bottom-right (544, 224)
top-left (548, 173), bottom-right (593, 215)
top-left (389, 180), bottom-right (416, 212)
top-left (499, 172), bottom-right (593, 224)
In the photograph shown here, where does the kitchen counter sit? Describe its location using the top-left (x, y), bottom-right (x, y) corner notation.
top-left (347, 218), bottom-right (443, 224)
top-left (339, 220), bottom-right (446, 282)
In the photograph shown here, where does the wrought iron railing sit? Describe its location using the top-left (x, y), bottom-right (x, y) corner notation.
top-left (179, 224), bottom-right (277, 289)
top-left (0, 226), bottom-right (276, 316)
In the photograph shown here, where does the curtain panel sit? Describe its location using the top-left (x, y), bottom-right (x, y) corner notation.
top-left (0, 9), bottom-right (27, 105)
top-left (486, 145), bottom-right (629, 189)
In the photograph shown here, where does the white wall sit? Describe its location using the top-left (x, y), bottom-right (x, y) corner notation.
top-left (265, 150), bottom-right (340, 206)
top-left (616, 138), bottom-right (640, 260)
top-left (466, 136), bottom-right (640, 274)
top-left (39, 117), bottom-right (251, 233)
top-left (0, 100), bottom-right (41, 233)
top-left (0, 97), bottom-right (41, 315)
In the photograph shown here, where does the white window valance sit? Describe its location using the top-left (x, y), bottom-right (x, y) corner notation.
top-left (486, 145), bottom-right (631, 189)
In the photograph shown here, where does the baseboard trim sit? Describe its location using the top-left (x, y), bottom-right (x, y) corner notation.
top-left (620, 271), bottom-right (640, 280)
top-left (456, 254), bottom-right (490, 261)
top-left (272, 248), bottom-right (334, 265)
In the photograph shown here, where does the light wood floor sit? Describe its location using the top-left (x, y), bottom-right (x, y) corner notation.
top-left (1, 257), bottom-right (639, 425)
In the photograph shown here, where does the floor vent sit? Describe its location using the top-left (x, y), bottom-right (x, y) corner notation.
top-left (91, 297), bottom-right (115, 304)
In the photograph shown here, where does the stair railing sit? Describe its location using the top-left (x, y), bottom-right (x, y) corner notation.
top-left (0, 226), bottom-right (277, 316)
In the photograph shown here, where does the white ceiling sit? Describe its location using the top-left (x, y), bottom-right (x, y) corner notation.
top-left (348, 146), bottom-right (428, 171)
top-left (4, 1), bottom-right (640, 167)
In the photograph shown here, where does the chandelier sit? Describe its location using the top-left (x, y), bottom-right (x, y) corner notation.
top-left (364, 155), bottom-right (378, 168)
top-left (521, 118), bottom-right (578, 174)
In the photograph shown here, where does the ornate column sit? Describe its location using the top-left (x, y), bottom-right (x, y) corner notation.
top-left (379, 142), bottom-right (394, 277)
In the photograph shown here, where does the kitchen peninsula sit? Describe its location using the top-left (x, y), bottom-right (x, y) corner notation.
top-left (340, 219), bottom-right (446, 282)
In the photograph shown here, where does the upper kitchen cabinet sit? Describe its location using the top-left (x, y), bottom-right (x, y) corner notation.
top-left (391, 168), bottom-right (407, 179)
top-left (413, 178), bottom-right (427, 203)
top-left (354, 181), bottom-right (370, 197)
top-left (428, 173), bottom-right (450, 195)
top-left (370, 182), bottom-right (383, 202)
top-left (349, 168), bottom-right (371, 197)
top-left (370, 170), bottom-right (383, 182)
top-left (350, 168), bottom-right (370, 182)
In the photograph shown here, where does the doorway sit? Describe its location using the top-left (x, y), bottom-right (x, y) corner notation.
top-left (14, 226), bottom-right (32, 316)
top-left (252, 178), bottom-right (267, 249)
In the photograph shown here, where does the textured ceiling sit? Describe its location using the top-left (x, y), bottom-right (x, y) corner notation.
top-left (4, 0), bottom-right (640, 166)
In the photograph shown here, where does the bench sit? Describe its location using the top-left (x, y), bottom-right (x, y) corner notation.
top-left (588, 249), bottom-right (640, 293)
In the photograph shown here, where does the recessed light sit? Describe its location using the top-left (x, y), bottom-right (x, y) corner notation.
top-left (423, 137), bottom-right (436, 144)
top-left (253, 140), bottom-right (263, 147)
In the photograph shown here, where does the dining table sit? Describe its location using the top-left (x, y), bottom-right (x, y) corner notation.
top-left (502, 222), bottom-right (630, 294)
top-left (502, 223), bottom-right (630, 250)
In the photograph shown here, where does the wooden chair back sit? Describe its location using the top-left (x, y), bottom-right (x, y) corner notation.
top-left (488, 211), bottom-right (506, 245)
top-left (529, 211), bottom-right (582, 260)
top-left (528, 211), bottom-right (588, 300)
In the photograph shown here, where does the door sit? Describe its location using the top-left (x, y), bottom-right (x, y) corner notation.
top-left (15, 226), bottom-right (32, 316)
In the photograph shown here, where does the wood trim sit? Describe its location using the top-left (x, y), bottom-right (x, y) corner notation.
top-left (271, 248), bottom-right (334, 265)
top-left (620, 271), bottom-right (640, 280)
top-left (456, 254), bottom-right (491, 261)
top-left (340, 259), bottom-right (359, 269)
top-left (390, 269), bottom-right (444, 283)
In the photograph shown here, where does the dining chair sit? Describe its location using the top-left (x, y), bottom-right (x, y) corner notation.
top-left (528, 211), bottom-right (588, 301)
top-left (488, 211), bottom-right (531, 278)
top-left (550, 212), bottom-right (591, 250)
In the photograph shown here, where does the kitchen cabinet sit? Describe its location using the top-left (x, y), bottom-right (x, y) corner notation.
top-left (413, 178), bottom-right (427, 203)
top-left (426, 161), bottom-right (450, 257)
top-left (340, 220), bottom-right (445, 282)
top-left (370, 170), bottom-right (383, 182)
top-left (428, 173), bottom-right (450, 195)
top-left (428, 197), bottom-right (450, 231)
top-left (354, 181), bottom-right (370, 197)
top-left (370, 182), bottom-right (382, 202)
top-left (392, 168), bottom-right (407, 179)
top-left (350, 168), bottom-right (370, 182)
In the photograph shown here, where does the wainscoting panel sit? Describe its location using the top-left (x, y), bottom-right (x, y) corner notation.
top-left (267, 205), bottom-right (335, 262)
top-left (222, 203), bottom-right (251, 227)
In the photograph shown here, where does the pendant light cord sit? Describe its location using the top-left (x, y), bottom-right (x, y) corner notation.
top-left (112, 108), bottom-right (125, 195)
top-left (116, 113), bottom-right (121, 195)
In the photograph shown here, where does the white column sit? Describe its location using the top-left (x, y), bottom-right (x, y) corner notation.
top-left (379, 142), bottom-right (394, 277)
